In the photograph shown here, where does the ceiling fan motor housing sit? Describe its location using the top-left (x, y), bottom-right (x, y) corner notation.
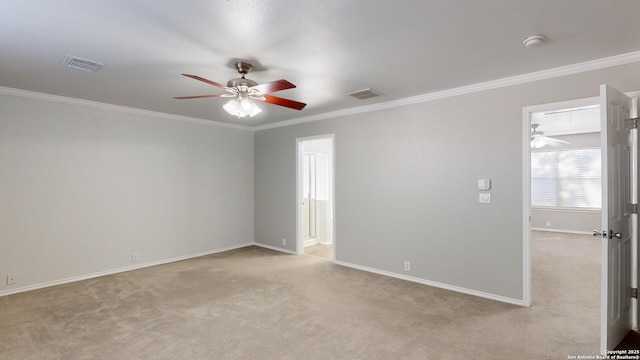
top-left (227, 62), bottom-right (258, 89)
top-left (227, 77), bottom-right (258, 88)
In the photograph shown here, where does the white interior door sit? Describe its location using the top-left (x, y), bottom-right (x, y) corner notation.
top-left (600, 84), bottom-right (634, 353)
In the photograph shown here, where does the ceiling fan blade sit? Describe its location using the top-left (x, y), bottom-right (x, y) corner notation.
top-left (251, 79), bottom-right (296, 94)
top-left (543, 136), bottom-right (570, 145)
top-left (546, 141), bottom-right (565, 148)
top-left (173, 94), bottom-right (224, 100)
top-left (259, 94), bottom-right (307, 110)
top-left (181, 74), bottom-right (227, 89)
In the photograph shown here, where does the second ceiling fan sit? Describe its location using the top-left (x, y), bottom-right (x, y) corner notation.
top-left (530, 123), bottom-right (570, 148)
top-left (174, 61), bottom-right (307, 117)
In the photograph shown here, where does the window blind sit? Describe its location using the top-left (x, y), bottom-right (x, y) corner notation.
top-left (531, 147), bottom-right (601, 209)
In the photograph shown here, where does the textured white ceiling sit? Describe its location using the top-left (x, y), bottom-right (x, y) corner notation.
top-left (1, 1), bottom-right (639, 127)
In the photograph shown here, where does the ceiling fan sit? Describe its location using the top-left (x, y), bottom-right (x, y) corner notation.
top-left (174, 62), bottom-right (306, 118)
top-left (530, 123), bottom-right (570, 148)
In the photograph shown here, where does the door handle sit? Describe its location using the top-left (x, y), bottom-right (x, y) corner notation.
top-left (609, 230), bottom-right (622, 239)
top-left (594, 230), bottom-right (623, 239)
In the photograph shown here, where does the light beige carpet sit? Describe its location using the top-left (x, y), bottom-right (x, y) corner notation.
top-left (0, 231), bottom-right (600, 359)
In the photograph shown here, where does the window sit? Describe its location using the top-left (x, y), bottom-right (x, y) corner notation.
top-left (531, 148), bottom-right (601, 209)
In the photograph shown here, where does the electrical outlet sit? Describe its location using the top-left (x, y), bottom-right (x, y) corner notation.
top-left (404, 261), bottom-right (410, 272)
top-left (132, 252), bottom-right (140, 262)
top-left (545, 221), bottom-right (551, 227)
top-left (282, 239), bottom-right (286, 246)
top-left (7, 274), bottom-right (17, 285)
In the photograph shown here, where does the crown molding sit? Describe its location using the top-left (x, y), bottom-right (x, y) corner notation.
top-left (2, 50), bottom-right (639, 132)
top-left (254, 50), bottom-right (640, 131)
top-left (0, 86), bottom-right (252, 131)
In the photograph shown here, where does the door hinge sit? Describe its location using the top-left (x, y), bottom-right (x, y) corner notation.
top-left (632, 287), bottom-right (638, 299)
top-left (632, 204), bottom-right (638, 214)
top-left (628, 117), bottom-right (639, 129)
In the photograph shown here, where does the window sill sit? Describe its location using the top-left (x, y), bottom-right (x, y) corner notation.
top-left (531, 207), bottom-right (601, 214)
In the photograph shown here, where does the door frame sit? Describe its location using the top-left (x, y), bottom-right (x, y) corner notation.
top-left (521, 96), bottom-right (600, 307)
top-left (296, 134), bottom-right (336, 257)
top-left (522, 90), bottom-right (640, 345)
top-left (632, 94), bottom-right (640, 332)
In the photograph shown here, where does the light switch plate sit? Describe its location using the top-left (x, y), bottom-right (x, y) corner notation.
top-left (479, 193), bottom-right (491, 204)
top-left (478, 179), bottom-right (491, 190)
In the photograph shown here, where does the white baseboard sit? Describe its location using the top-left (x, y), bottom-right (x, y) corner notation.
top-left (253, 242), bottom-right (297, 255)
top-left (2, 242), bottom-right (524, 307)
top-left (531, 228), bottom-right (592, 235)
top-left (0, 242), bottom-right (254, 298)
top-left (333, 260), bottom-right (527, 307)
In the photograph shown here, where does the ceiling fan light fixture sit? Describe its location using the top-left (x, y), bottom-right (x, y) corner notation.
top-left (530, 123), bottom-right (569, 148)
top-left (530, 137), bottom-right (547, 148)
top-left (223, 98), bottom-right (262, 118)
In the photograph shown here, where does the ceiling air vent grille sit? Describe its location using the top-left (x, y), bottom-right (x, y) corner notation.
top-left (348, 88), bottom-right (382, 100)
top-left (62, 55), bottom-right (104, 72)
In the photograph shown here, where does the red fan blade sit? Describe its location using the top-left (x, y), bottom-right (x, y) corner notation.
top-left (260, 95), bottom-right (307, 110)
top-left (251, 79), bottom-right (296, 94)
top-left (181, 74), bottom-right (227, 89)
top-left (173, 94), bottom-right (224, 100)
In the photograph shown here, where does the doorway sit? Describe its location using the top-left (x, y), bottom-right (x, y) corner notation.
top-left (296, 135), bottom-right (335, 260)
top-left (523, 96), bottom-right (601, 306)
top-left (523, 89), bottom-right (640, 352)
top-left (524, 99), bottom-right (603, 351)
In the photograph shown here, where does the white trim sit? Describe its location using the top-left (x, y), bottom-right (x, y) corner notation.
top-left (3, 51), bottom-right (639, 133)
top-left (523, 96), bottom-right (600, 115)
top-left (522, 106), bottom-right (532, 307)
top-left (330, 136), bottom-right (336, 262)
top-left (296, 138), bottom-right (304, 255)
top-left (531, 228), bottom-right (594, 235)
top-left (627, 91), bottom-right (640, 100)
top-left (253, 242), bottom-right (297, 255)
top-left (256, 51), bottom-right (640, 131)
top-left (0, 242), bottom-right (254, 297)
top-left (334, 260), bottom-right (526, 307)
top-left (0, 86), bottom-right (252, 131)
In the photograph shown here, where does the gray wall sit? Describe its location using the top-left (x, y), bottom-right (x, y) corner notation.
top-left (531, 132), bottom-right (600, 233)
top-left (3, 61), bottom-right (639, 302)
top-left (254, 62), bottom-right (640, 302)
top-left (0, 95), bottom-right (254, 294)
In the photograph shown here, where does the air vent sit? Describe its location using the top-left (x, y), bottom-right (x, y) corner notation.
top-left (348, 88), bottom-right (382, 100)
top-left (62, 55), bottom-right (104, 73)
